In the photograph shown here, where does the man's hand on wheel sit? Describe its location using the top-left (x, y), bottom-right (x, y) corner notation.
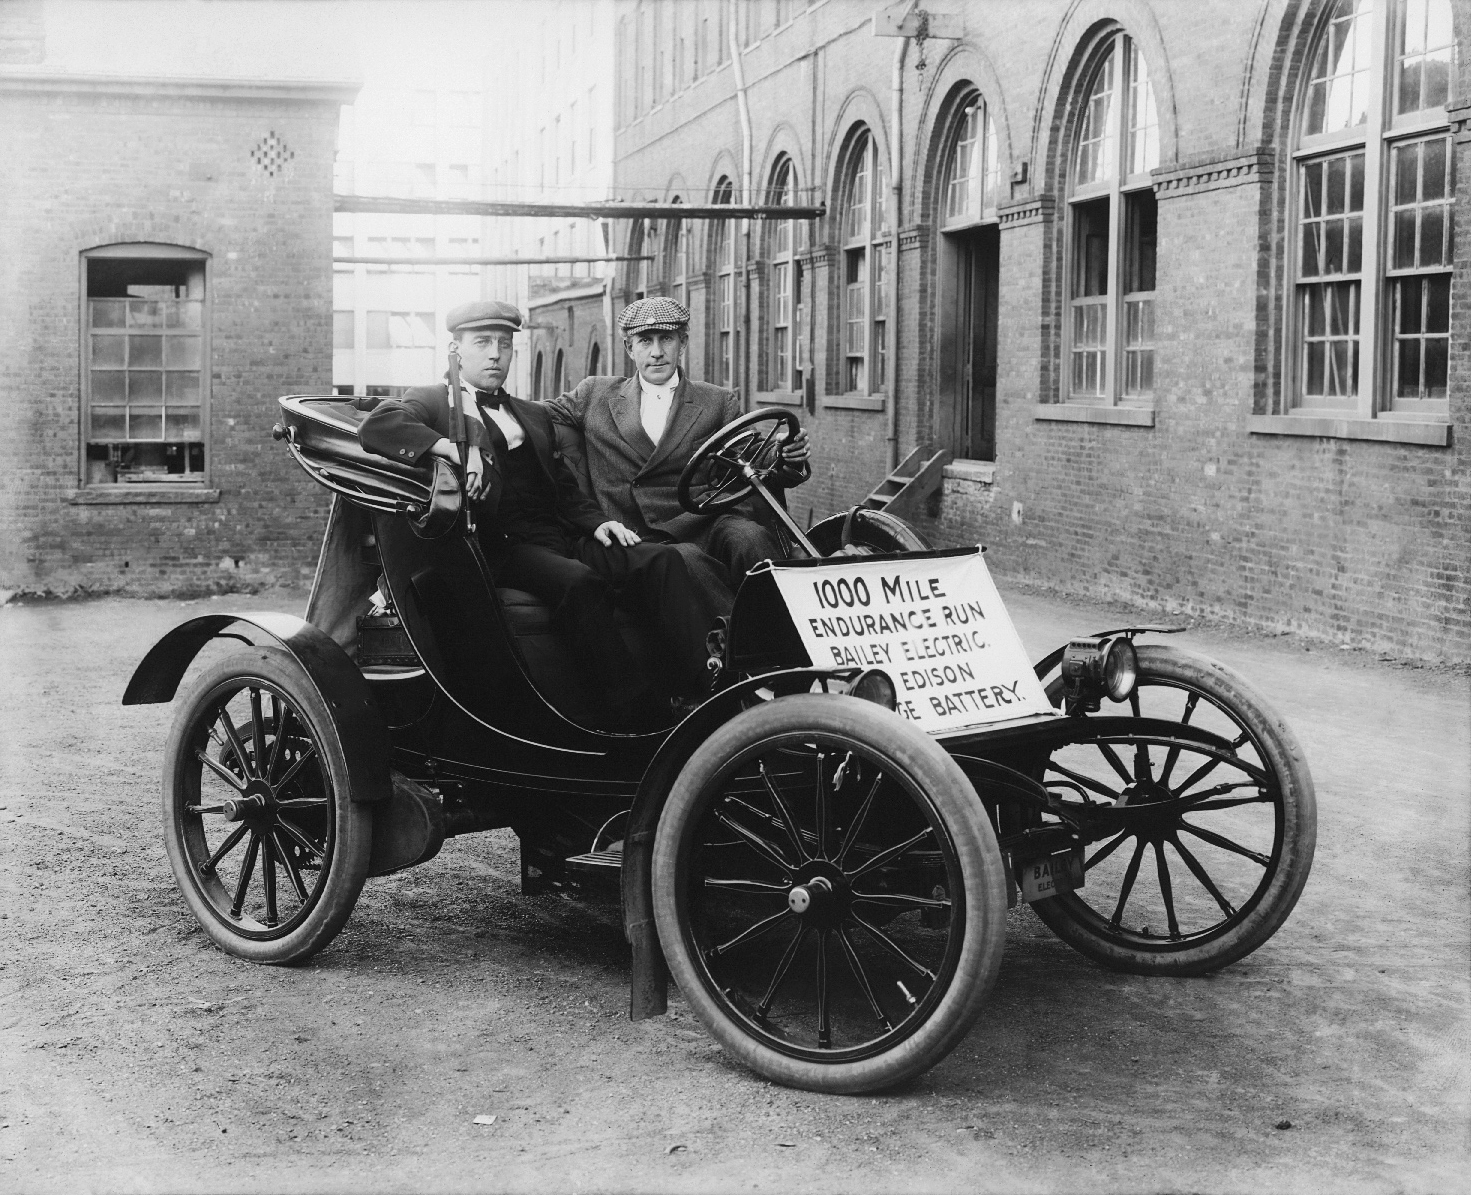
top-left (778, 427), bottom-right (811, 466)
top-left (594, 521), bottom-right (642, 547)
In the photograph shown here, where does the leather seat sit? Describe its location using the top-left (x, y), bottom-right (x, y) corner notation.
top-left (495, 588), bottom-right (660, 727)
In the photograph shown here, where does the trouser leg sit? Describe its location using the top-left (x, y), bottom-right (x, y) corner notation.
top-left (576, 539), bottom-right (713, 695)
top-left (495, 543), bottom-right (652, 706)
top-left (704, 513), bottom-right (784, 582)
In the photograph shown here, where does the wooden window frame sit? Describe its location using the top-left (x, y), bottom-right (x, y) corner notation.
top-left (79, 243), bottom-right (212, 490)
top-left (837, 131), bottom-right (890, 400)
top-left (765, 156), bottom-right (807, 396)
top-left (1283, 0), bottom-right (1455, 424)
top-left (713, 178), bottom-right (735, 387)
top-left (1061, 32), bottom-right (1160, 408)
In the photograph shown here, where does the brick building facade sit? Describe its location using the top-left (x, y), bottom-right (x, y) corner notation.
top-left (0, 1), bottom-right (355, 597)
top-left (611, 0), bottom-right (1469, 661)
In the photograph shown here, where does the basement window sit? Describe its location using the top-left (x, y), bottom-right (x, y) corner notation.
top-left (81, 244), bottom-right (209, 487)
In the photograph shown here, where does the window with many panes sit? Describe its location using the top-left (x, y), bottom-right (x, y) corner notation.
top-left (767, 155), bottom-right (808, 393)
top-left (712, 177), bottom-right (736, 386)
top-left (841, 130), bottom-right (890, 395)
top-left (1064, 33), bottom-right (1160, 403)
top-left (82, 244), bottom-right (208, 486)
top-left (1290, 0), bottom-right (1455, 419)
top-left (669, 205), bottom-right (691, 307)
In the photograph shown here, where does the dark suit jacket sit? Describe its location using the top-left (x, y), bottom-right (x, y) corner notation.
top-left (358, 384), bottom-right (607, 544)
top-left (545, 374), bottom-right (809, 543)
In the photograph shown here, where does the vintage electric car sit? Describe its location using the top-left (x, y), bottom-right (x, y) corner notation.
top-left (124, 398), bottom-right (1316, 1093)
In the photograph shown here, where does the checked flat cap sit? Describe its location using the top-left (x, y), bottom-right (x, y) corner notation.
top-left (446, 300), bottom-right (523, 335)
top-left (618, 296), bottom-right (690, 335)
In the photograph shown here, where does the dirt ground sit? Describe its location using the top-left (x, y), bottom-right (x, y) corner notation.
top-left (1, 585), bottom-right (1467, 1195)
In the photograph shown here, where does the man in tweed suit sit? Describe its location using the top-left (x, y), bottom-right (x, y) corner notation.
top-left (546, 297), bottom-right (810, 587)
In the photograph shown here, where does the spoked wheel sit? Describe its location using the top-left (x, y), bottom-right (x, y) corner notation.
top-left (162, 648), bottom-right (372, 964)
top-left (1030, 644), bottom-right (1315, 975)
top-left (653, 695), bottom-right (1007, 1093)
top-left (676, 407), bottom-right (800, 514)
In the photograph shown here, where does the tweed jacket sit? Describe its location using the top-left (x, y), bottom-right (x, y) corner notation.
top-left (358, 384), bottom-right (607, 543)
top-left (545, 374), bottom-right (809, 543)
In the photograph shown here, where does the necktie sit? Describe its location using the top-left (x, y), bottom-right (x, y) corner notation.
top-left (475, 387), bottom-right (501, 411)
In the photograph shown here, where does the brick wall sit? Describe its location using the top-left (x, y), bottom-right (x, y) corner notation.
top-left (611, 0), bottom-right (1470, 661)
top-left (0, 82), bottom-right (344, 596)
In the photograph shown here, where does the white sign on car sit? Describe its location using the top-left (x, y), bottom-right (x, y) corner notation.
top-left (765, 548), bottom-right (1058, 737)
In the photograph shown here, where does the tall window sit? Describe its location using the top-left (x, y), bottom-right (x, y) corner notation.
top-left (767, 156), bottom-right (807, 393)
top-left (588, 340), bottom-right (602, 376)
top-left (943, 95), bottom-right (1001, 226)
top-left (1290, 0), bottom-right (1455, 419)
top-left (82, 245), bottom-right (208, 486)
top-left (1064, 33), bottom-right (1160, 403)
top-left (841, 130), bottom-right (890, 394)
top-left (670, 213), bottom-right (691, 306)
top-left (713, 177), bottom-right (736, 386)
top-left (630, 220), bottom-right (650, 300)
top-left (553, 348), bottom-right (565, 397)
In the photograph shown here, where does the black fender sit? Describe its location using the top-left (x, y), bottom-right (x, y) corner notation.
top-left (620, 667), bottom-right (845, 1022)
top-left (122, 612), bottom-right (391, 805)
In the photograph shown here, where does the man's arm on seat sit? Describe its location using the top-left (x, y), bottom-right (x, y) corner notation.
top-left (543, 378), bottom-right (596, 497)
top-left (359, 388), bottom-right (450, 466)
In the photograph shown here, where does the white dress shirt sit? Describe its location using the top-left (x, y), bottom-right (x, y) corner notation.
top-left (638, 370), bottom-right (680, 447)
top-left (458, 384), bottom-right (524, 450)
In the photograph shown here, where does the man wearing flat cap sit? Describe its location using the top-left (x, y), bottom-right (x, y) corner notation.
top-left (547, 296), bottom-right (810, 589)
top-left (358, 300), bottom-right (719, 728)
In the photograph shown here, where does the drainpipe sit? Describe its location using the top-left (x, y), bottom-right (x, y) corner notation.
top-left (887, 33), bottom-right (908, 472)
top-left (729, 4), bottom-right (754, 407)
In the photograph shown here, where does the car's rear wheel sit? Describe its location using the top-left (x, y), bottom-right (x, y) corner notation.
top-left (653, 695), bottom-right (1006, 1093)
top-left (1030, 645), bottom-right (1315, 975)
top-left (162, 648), bottom-right (372, 964)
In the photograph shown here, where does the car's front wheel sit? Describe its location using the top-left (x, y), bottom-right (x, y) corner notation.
top-left (653, 695), bottom-right (1007, 1093)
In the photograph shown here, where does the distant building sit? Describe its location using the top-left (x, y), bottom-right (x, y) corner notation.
top-left (613, 0), bottom-right (1469, 660)
top-left (0, 0), bottom-right (357, 596)
top-left (482, 0), bottom-right (619, 398)
top-left (330, 5), bottom-right (492, 398)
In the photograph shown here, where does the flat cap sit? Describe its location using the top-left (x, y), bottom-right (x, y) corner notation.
top-left (446, 299), bottom-right (523, 335)
top-left (618, 296), bottom-right (690, 336)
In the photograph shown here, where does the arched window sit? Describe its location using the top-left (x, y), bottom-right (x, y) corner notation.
top-left (553, 348), bottom-right (565, 397)
top-left (766, 155), bottom-right (807, 394)
top-left (588, 339), bottom-right (602, 376)
top-left (666, 197), bottom-right (690, 306)
top-left (942, 95), bottom-right (1000, 226)
top-left (1064, 32), bottom-right (1159, 403)
top-left (712, 176), bottom-right (736, 386)
top-left (840, 129), bottom-right (890, 394)
top-left (937, 92), bottom-right (1002, 460)
top-left (533, 350), bottom-right (545, 401)
top-left (630, 220), bottom-right (652, 300)
top-left (1289, 0), bottom-right (1455, 420)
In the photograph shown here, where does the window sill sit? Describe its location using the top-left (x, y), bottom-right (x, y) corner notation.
top-left (1248, 415), bottom-right (1451, 446)
top-left (69, 486), bottom-right (221, 505)
top-left (1033, 404), bottom-right (1156, 427)
top-left (822, 393), bottom-right (886, 412)
top-left (943, 460), bottom-right (996, 484)
top-left (755, 389), bottom-right (804, 407)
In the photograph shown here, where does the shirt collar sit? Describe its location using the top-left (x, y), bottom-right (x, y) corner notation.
top-left (637, 370), bottom-right (680, 403)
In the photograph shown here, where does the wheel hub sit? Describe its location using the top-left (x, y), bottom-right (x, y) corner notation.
top-left (787, 862), bottom-right (849, 929)
top-left (223, 779), bottom-right (273, 822)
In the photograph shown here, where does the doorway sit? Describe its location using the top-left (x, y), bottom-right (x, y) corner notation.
top-left (937, 225), bottom-right (998, 461)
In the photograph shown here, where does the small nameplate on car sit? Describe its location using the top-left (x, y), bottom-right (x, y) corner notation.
top-left (1018, 849), bottom-right (1085, 903)
top-left (766, 548), bottom-right (1057, 736)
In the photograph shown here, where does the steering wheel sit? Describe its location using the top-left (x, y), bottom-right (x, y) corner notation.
top-left (676, 408), bottom-right (801, 515)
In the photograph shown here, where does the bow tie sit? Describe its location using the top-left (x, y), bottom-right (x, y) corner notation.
top-left (471, 386), bottom-right (503, 411)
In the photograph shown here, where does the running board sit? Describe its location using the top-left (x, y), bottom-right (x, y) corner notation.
top-left (565, 849), bottom-right (623, 875)
top-left (860, 446), bottom-right (952, 520)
